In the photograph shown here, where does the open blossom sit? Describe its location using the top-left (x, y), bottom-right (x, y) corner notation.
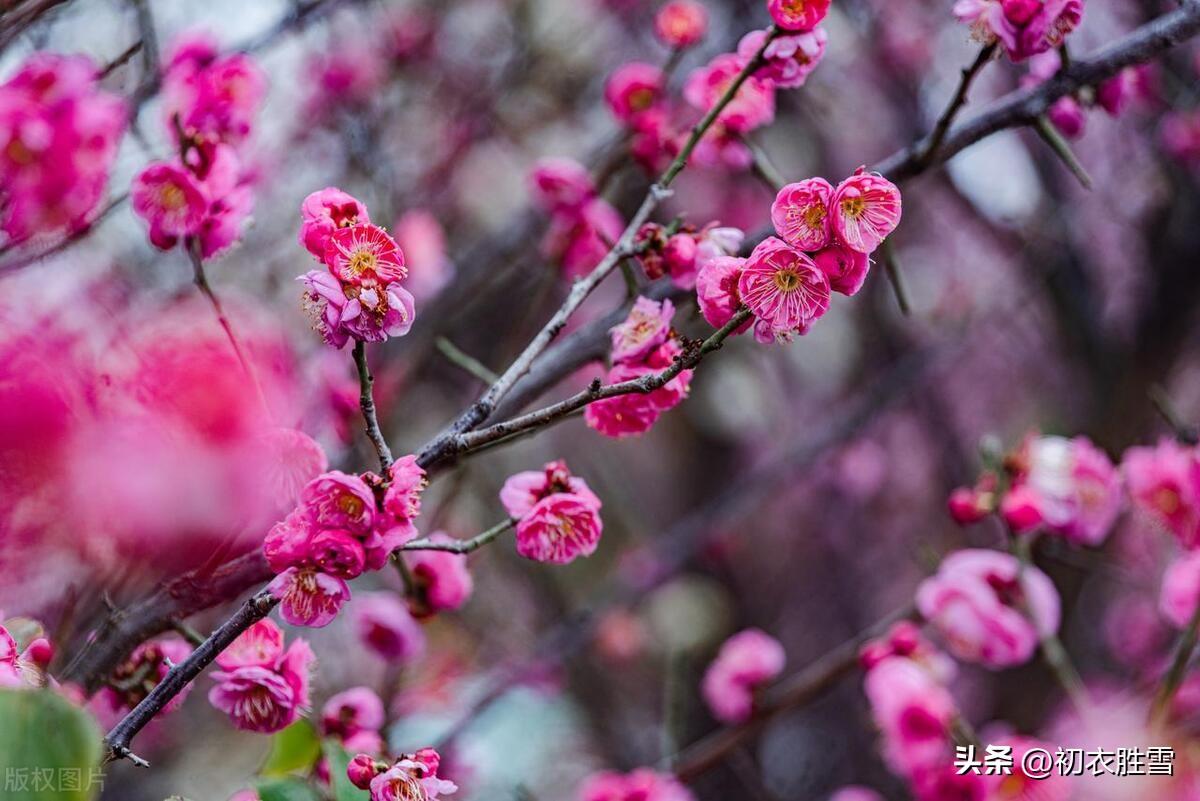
top-left (831, 168), bottom-right (902, 254)
top-left (0, 53), bottom-right (126, 246)
top-left (701, 628), bottom-right (785, 723)
top-left (605, 62), bottom-right (664, 125)
top-left (1161, 552), bottom-right (1200, 628)
top-left (321, 686), bottom-right (385, 739)
top-left (529, 157), bottom-right (595, 213)
top-left (812, 242), bottom-right (871, 296)
top-left (580, 769), bottom-right (695, 801)
top-left (209, 619), bottom-right (313, 733)
top-left (131, 163), bottom-right (208, 248)
top-left (585, 340), bottom-right (693, 437)
top-left (504, 463), bottom-right (604, 564)
top-left (916, 549), bottom-right (1060, 668)
top-left (384, 455), bottom-right (428, 526)
top-left (161, 31), bottom-right (266, 147)
top-left (738, 237), bottom-right (831, 338)
top-left (1122, 439), bottom-right (1200, 548)
top-left (300, 187), bottom-right (370, 260)
top-left (500, 460), bottom-right (601, 518)
top-left (369, 751), bottom-right (457, 801)
top-left (654, 0), bottom-right (708, 49)
top-left (771, 178), bottom-right (833, 251)
top-left (354, 591), bottom-right (427, 662)
top-left (954, 0), bottom-right (1083, 62)
top-left (405, 533), bottom-right (474, 615)
top-left (684, 53), bottom-right (775, 134)
top-left (696, 255), bottom-right (748, 330)
top-left (1000, 435), bottom-right (1123, 546)
top-left (768, 0), bottom-right (832, 32)
top-left (302, 471), bottom-right (376, 534)
top-left (325, 223), bottom-right (407, 286)
top-left (269, 566), bottom-right (352, 627)
top-left (739, 28), bottom-right (828, 88)
top-left (864, 656), bottom-right (959, 779)
top-left (610, 297), bottom-right (675, 365)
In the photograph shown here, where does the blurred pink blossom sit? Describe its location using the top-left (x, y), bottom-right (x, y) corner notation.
top-left (701, 628), bottom-right (785, 723)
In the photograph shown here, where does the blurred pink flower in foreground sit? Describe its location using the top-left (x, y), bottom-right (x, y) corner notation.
top-left (1123, 438), bottom-right (1200, 548)
top-left (209, 619), bottom-right (313, 733)
top-left (864, 655), bottom-right (958, 779)
top-left (579, 768), bottom-right (695, 801)
top-left (1161, 551), bottom-right (1200, 628)
top-left (404, 533), bottom-right (475, 615)
top-left (655, 1), bottom-right (709, 49)
top-left (701, 628), bottom-right (785, 723)
top-left (684, 53), bottom-right (775, 134)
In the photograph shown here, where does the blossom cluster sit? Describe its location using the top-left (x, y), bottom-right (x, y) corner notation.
top-left (635, 221), bottom-right (743, 290)
top-left (131, 32), bottom-right (263, 258)
top-left (208, 618), bottom-right (313, 733)
top-left (0, 53), bottom-right (125, 246)
top-left (263, 457), bottom-right (426, 626)
top-left (1023, 51), bottom-right (1147, 140)
top-left (298, 187), bottom-right (417, 347)
top-left (700, 628), bottom-right (785, 724)
top-left (530, 157), bottom-right (625, 278)
top-left (585, 296), bottom-right (694, 438)
top-left (954, 0), bottom-right (1084, 62)
top-left (347, 746), bottom-right (458, 801)
top-left (696, 168), bottom-right (901, 343)
top-left (500, 460), bottom-right (604, 563)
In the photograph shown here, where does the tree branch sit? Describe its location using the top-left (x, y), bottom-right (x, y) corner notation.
top-left (353, 340), bottom-right (394, 472)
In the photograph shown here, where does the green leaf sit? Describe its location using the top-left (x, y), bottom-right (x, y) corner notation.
top-left (255, 777), bottom-right (322, 801)
top-left (260, 720), bottom-right (321, 777)
top-left (322, 741), bottom-right (369, 801)
top-left (0, 688), bottom-right (103, 801)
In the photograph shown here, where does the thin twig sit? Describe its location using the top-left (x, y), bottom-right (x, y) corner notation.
top-left (919, 43), bottom-right (997, 166)
top-left (436, 337), bottom-right (500, 384)
top-left (1032, 115), bottom-right (1093, 190)
top-left (399, 519), bottom-right (516, 554)
top-left (353, 340), bottom-right (395, 472)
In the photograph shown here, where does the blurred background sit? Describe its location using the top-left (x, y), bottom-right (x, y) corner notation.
top-left (2, 0), bottom-right (1200, 799)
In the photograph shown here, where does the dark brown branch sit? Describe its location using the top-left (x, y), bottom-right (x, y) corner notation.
top-left (917, 43), bottom-right (997, 168)
top-left (353, 340), bottom-right (394, 472)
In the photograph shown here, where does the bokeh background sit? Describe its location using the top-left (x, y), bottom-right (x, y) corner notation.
top-left (2, 0), bottom-right (1200, 799)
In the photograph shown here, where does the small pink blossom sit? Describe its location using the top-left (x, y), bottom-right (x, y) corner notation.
top-left (954, 0), bottom-right (1083, 62)
top-left (499, 460), bottom-right (601, 519)
top-left (354, 591), bottom-right (427, 662)
top-left (946, 473), bottom-right (998, 526)
top-left (696, 255), bottom-right (748, 330)
top-left (529, 157), bottom-right (595, 213)
top-left (662, 234), bottom-right (699, 286)
top-left (299, 269), bottom-right (354, 349)
top-left (217, 619), bottom-right (283, 670)
top-left (343, 281), bottom-right (417, 343)
top-left (325, 224), bottom-right (407, 287)
top-left (162, 33), bottom-right (266, 147)
top-left (654, 1), bottom-right (709, 49)
top-left (739, 28), bottom-right (828, 88)
top-left (579, 768), bottom-right (695, 801)
top-left (610, 296), bottom-right (675, 365)
top-left (107, 637), bottom-right (194, 713)
top-left (701, 628), bottom-right (785, 723)
top-left (864, 656), bottom-right (958, 779)
top-left (771, 177), bottom-right (834, 251)
top-left (322, 686), bottom-right (385, 739)
top-left (384, 454), bottom-right (428, 524)
top-left (515, 493), bottom-right (604, 565)
top-left (131, 162), bottom-right (208, 248)
top-left (209, 623), bottom-right (313, 733)
top-left (831, 168), bottom-right (902, 254)
top-left (1122, 438), bottom-right (1200, 548)
top-left (860, 621), bottom-right (956, 684)
top-left (916, 549), bottom-right (1060, 668)
top-left (269, 566), bottom-right (351, 628)
top-left (348, 754), bottom-right (385, 789)
top-left (767, 0), bottom-right (831, 32)
top-left (605, 62), bottom-right (665, 125)
top-left (738, 237), bottom-right (831, 337)
top-left (812, 241), bottom-right (871, 296)
top-left (584, 341), bottom-right (693, 437)
top-left (301, 471), bottom-right (376, 535)
top-left (684, 53), bottom-right (775, 134)
top-left (544, 198), bottom-right (625, 279)
top-left (1161, 552), bottom-right (1200, 629)
top-left (369, 752), bottom-right (458, 801)
top-left (308, 528), bottom-right (367, 579)
top-left (405, 533), bottom-right (475, 615)
top-left (982, 735), bottom-right (1074, 801)
top-left (299, 187), bottom-right (370, 260)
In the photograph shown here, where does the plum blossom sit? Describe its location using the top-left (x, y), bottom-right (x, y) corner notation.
top-left (502, 461), bottom-right (604, 564)
top-left (771, 178), bottom-right (833, 251)
top-left (916, 549), bottom-right (1061, 668)
top-left (321, 686), bottom-right (385, 740)
top-left (529, 157), bottom-right (595, 213)
top-left (1161, 552), bottom-right (1200, 629)
top-left (863, 656), bottom-right (959, 779)
top-left (684, 54), bottom-right (775, 134)
top-left (767, 0), bottom-right (832, 32)
top-left (696, 255), bottom-right (748, 330)
top-left (161, 31), bottom-right (266, 148)
top-left (404, 533), bottom-right (475, 615)
top-left (325, 223), bottom-right (408, 286)
top-left (1000, 434), bottom-right (1123, 546)
top-left (579, 769), bottom-right (695, 801)
top-left (500, 460), bottom-right (601, 518)
top-left (812, 242), bottom-right (871, 297)
top-left (585, 338), bottom-right (694, 438)
top-left (96, 637), bottom-right (193, 712)
top-left (701, 628), bottom-right (786, 723)
top-left (609, 296), bottom-right (675, 365)
top-left (1122, 438), bottom-right (1200, 548)
top-left (829, 789), bottom-right (884, 801)
top-left (831, 168), bottom-right (903, 254)
top-left (739, 27), bottom-right (828, 89)
top-left (654, 1), bottom-right (709, 49)
top-left (209, 619), bottom-right (313, 733)
top-left (368, 749), bottom-right (458, 801)
top-left (604, 62), bottom-right (665, 125)
top-left (738, 236), bottom-right (831, 340)
top-left (0, 53), bottom-right (126, 246)
top-left (269, 567), bottom-right (353, 628)
top-left (542, 196), bottom-right (625, 278)
top-left (300, 187), bottom-right (371, 260)
top-left (859, 621), bottom-right (956, 684)
top-left (354, 591), bottom-right (427, 662)
top-left (954, 0), bottom-right (1084, 62)
top-left (635, 222), bottom-right (742, 288)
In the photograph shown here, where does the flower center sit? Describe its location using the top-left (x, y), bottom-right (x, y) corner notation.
top-left (773, 269), bottom-right (801, 292)
top-left (841, 196), bottom-right (866, 219)
top-left (348, 248), bottom-right (379, 276)
top-left (159, 182), bottom-right (187, 211)
top-left (629, 87), bottom-right (655, 111)
top-left (801, 203), bottom-right (826, 229)
top-left (784, 0), bottom-right (807, 13)
top-left (337, 493), bottom-right (365, 518)
top-left (1154, 486), bottom-right (1181, 516)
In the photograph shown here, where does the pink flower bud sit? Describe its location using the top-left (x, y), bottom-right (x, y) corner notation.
top-left (348, 753), bottom-right (384, 789)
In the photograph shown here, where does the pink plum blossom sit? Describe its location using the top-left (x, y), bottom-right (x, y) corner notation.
top-left (209, 620), bottom-right (313, 733)
top-left (131, 163), bottom-right (208, 248)
top-left (954, 0), bottom-right (1083, 62)
top-left (767, 0), bottom-right (831, 32)
top-left (739, 28), bottom-right (828, 88)
top-left (684, 53), bottom-right (775, 134)
top-left (354, 591), bottom-right (427, 662)
top-left (514, 493), bottom-right (604, 565)
top-left (369, 751), bottom-right (458, 801)
top-left (812, 242), bottom-right (871, 296)
top-left (609, 296), bottom-right (675, 365)
top-left (324, 223), bottom-right (407, 287)
top-left (161, 32), bottom-right (266, 147)
top-left (863, 656), bottom-right (958, 779)
top-left (301, 471), bottom-right (376, 535)
top-left (604, 62), bottom-right (665, 125)
top-left (1161, 551), bottom-right (1200, 628)
top-left (105, 637), bottom-right (194, 713)
top-left (771, 177), bottom-right (834, 251)
top-left (696, 255), bottom-right (748, 330)
top-left (1122, 438), bottom-right (1200, 548)
top-left (831, 168), bottom-right (902, 254)
top-left (299, 187), bottom-right (371, 260)
top-left (529, 157), bottom-right (595, 213)
top-left (499, 460), bottom-right (601, 519)
top-left (738, 236), bottom-right (831, 338)
top-left (859, 621), bottom-right (956, 684)
top-left (384, 454), bottom-right (428, 524)
top-left (701, 628), bottom-right (786, 723)
top-left (544, 197), bottom-right (625, 278)
top-left (321, 686), bottom-right (385, 739)
top-left (579, 769), bottom-right (695, 801)
top-left (584, 340), bottom-right (693, 437)
top-left (405, 533), bottom-right (475, 615)
top-left (269, 566), bottom-right (352, 628)
top-left (982, 735), bottom-right (1074, 801)
top-left (829, 789), bottom-right (884, 801)
top-left (217, 619), bottom-right (284, 671)
top-left (916, 549), bottom-right (1060, 668)
top-left (654, 1), bottom-right (709, 49)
